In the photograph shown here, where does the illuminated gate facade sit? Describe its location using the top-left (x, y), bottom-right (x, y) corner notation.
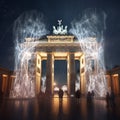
top-left (33, 35), bottom-right (86, 96)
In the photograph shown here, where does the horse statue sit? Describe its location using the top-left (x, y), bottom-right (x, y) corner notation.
top-left (53, 20), bottom-right (68, 35)
top-left (53, 26), bottom-right (58, 34)
top-left (61, 26), bottom-right (67, 34)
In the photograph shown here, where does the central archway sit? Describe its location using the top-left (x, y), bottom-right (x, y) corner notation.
top-left (35, 50), bottom-right (85, 96)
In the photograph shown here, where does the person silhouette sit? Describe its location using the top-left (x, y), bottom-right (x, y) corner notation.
top-left (106, 92), bottom-right (110, 108)
top-left (91, 90), bottom-right (95, 98)
top-left (110, 91), bottom-right (116, 108)
top-left (58, 88), bottom-right (64, 101)
top-left (87, 91), bottom-right (92, 104)
top-left (75, 89), bottom-right (81, 99)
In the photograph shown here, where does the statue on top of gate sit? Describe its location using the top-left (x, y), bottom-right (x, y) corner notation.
top-left (53, 20), bottom-right (68, 35)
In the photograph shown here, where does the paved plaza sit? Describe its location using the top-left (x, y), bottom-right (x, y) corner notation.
top-left (0, 96), bottom-right (120, 120)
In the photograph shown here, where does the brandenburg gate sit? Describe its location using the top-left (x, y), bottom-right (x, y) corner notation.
top-left (31, 20), bottom-right (86, 96)
top-left (34, 35), bottom-right (86, 96)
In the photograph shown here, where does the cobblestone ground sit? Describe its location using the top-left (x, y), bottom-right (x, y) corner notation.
top-left (0, 96), bottom-right (120, 120)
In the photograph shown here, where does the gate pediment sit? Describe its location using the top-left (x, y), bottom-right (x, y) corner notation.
top-left (47, 35), bottom-right (74, 43)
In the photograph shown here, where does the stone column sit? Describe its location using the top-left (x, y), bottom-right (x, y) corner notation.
top-left (68, 53), bottom-right (75, 96)
top-left (35, 53), bottom-right (41, 95)
top-left (80, 54), bottom-right (86, 95)
top-left (46, 53), bottom-right (54, 95)
top-left (6, 74), bottom-right (11, 96)
top-left (110, 73), bottom-right (113, 92)
top-left (118, 73), bottom-right (120, 95)
top-left (2, 75), bottom-right (8, 96)
top-left (0, 74), bottom-right (2, 95)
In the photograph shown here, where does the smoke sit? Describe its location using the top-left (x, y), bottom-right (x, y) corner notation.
top-left (70, 9), bottom-right (106, 40)
top-left (10, 11), bottom-right (48, 98)
top-left (13, 11), bottom-right (48, 43)
top-left (70, 9), bottom-right (107, 97)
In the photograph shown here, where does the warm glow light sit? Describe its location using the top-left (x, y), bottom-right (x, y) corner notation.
top-left (3, 74), bottom-right (8, 77)
top-left (61, 85), bottom-right (67, 92)
top-left (54, 86), bottom-right (59, 91)
top-left (54, 82), bottom-right (57, 86)
top-left (52, 96), bottom-right (69, 115)
top-left (113, 74), bottom-right (118, 77)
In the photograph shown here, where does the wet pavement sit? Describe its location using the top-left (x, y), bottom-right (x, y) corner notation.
top-left (0, 96), bottom-right (120, 120)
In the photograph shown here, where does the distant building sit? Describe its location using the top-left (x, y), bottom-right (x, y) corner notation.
top-left (106, 66), bottom-right (120, 95)
top-left (0, 67), bottom-right (15, 96)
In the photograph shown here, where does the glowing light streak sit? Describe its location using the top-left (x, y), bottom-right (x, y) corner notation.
top-left (10, 11), bottom-right (48, 98)
top-left (70, 10), bottom-right (107, 97)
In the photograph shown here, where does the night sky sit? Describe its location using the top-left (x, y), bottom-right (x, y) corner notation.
top-left (0, 0), bottom-right (120, 84)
